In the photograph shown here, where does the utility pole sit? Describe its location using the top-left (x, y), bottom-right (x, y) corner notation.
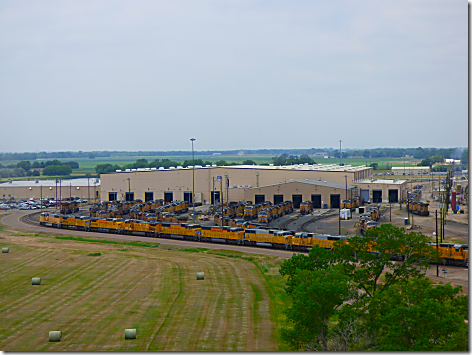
top-left (191, 138), bottom-right (196, 224)
top-left (339, 140), bottom-right (342, 166)
top-left (126, 178), bottom-right (131, 201)
top-left (226, 174), bottom-right (229, 207)
top-left (59, 179), bottom-right (62, 211)
top-left (87, 174), bottom-right (90, 203)
top-left (212, 176), bottom-right (215, 209)
top-left (55, 179), bottom-right (58, 210)
top-left (70, 183), bottom-right (72, 201)
top-left (220, 178), bottom-right (223, 227)
top-left (344, 175), bottom-right (348, 201)
top-left (441, 192), bottom-right (447, 241)
top-left (407, 191), bottom-right (410, 224)
top-left (435, 210), bottom-right (439, 277)
top-left (40, 185), bottom-right (43, 209)
top-left (338, 201), bottom-right (341, 235)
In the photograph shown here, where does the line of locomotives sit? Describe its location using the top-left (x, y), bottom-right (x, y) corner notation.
top-left (406, 187), bottom-right (430, 216)
top-left (39, 212), bottom-right (468, 266)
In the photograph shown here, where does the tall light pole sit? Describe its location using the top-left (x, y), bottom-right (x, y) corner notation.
top-left (191, 138), bottom-right (196, 224)
top-left (339, 140), bottom-right (342, 166)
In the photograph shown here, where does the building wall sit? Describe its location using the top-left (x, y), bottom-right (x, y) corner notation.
top-left (392, 166), bottom-right (430, 175)
top-left (356, 181), bottom-right (407, 202)
top-left (0, 184), bottom-right (100, 201)
top-left (99, 166), bottom-right (373, 203)
top-left (243, 182), bottom-right (355, 208)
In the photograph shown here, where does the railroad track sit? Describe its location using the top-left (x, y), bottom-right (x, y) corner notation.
top-left (20, 211), bottom-right (43, 227)
top-left (299, 210), bottom-right (337, 232)
top-left (278, 210), bottom-right (338, 232)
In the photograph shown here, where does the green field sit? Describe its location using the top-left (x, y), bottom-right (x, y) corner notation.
top-left (0, 226), bottom-right (290, 351)
top-left (0, 154), bottom-right (421, 182)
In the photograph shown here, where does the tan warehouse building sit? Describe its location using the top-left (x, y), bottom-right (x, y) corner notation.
top-left (0, 178), bottom-right (100, 201)
top-left (99, 164), bottom-right (374, 205)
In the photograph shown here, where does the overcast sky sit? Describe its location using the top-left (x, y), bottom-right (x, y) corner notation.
top-left (0, 0), bottom-right (468, 152)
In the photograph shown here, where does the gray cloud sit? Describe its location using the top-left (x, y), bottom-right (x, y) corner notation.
top-left (0, 0), bottom-right (467, 152)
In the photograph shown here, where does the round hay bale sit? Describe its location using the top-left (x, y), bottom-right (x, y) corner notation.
top-left (125, 328), bottom-right (137, 340)
top-left (196, 272), bottom-right (205, 280)
top-left (2, 247), bottom-right (9, 253)
top-left (32, 277), bottom-right (41, 285)
top-left (49, 331), bottom-right (62, 342)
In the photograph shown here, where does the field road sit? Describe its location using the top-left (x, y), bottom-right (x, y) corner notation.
top-left (2, 210), bottom-right (467, 292)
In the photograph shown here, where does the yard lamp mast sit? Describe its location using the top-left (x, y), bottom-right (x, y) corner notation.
top-left (191, 138), bottom-right (196, 224)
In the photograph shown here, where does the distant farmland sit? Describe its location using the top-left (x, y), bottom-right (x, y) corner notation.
top-left (0, 230), bottom-right (282, 351)
top-left (0, 154), bottom-right (420, 177)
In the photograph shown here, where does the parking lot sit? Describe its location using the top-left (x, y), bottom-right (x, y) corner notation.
top-left (0, 197), bottom-right (89, 211)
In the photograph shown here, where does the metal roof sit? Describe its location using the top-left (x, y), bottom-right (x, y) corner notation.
top-left (109, 163), bottom-right (371, 174)
top-left (357, 178), bottom-right (406, 185)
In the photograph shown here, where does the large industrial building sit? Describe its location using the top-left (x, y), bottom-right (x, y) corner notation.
top-left (391, 166), bottom-right (430, 175)
top-left (0, 178), bottom-right (100, 201)
top-left (100, 163), bottom-right (408, 206)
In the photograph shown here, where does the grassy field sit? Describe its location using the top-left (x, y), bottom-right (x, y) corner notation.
top-left (0, 154), bottom-right (422, 182)
top-left (0, 226), bottom-right (290, 351)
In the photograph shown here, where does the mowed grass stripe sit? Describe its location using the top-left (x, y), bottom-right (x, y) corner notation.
top-left (46, 259), bottom-right (158, 351)
top-left (197, 258), bottom-right (231, 351)
top-left (89, 260), bottom-right (170, 352)
top-left (134, 260), bottom-right (181, 351)
top-left (212, 257), bottom-right (247, 351)
top-left (0, 256), bottom-right (107, 315)
top-left (0, 254), bottom-right (78, 310)
top-left (149, 258), bottom-right (212, 351)
top-left (1, 235), bottom-right (280, 351)
top-left (0, 250), bottom-right (55, 278)
top-left (145, 262), bottom-right (183, 351)
top-left (1, 258), bottom-right (130, 350)
top-left (87, 258), bottom-right (172, 351)
top-left (166, 255), bottom-right (228, 351)
top-left (175, 257), bottom-right (217, 351)
top-left (239, 260), bottom-right (277, 351)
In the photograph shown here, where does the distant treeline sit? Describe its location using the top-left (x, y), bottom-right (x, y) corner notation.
top-left (0, 147), bottom-right (467, 161)
top-left (0, 160), bottom-right (79, 178)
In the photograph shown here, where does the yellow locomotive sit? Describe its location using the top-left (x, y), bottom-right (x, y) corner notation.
top-left (39, 212), bottom-right (468, 266)
top-left (300, 201), bottom-right (313, 215)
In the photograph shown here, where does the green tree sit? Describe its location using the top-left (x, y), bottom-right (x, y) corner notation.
top-left (133, 158), bottom-right (148, 168)
top-left (16, 160), bottom-right (31, 171)
top-left (242, 159), bottom-right (257, 165)
top-left (370, 162), bottom-right (378, 170)
top-left (461, 149), bottom-right (468, 165)
top-left (372, 278), bottom-right (468, 351)
top-left (281, 266), bottom-right (353, 351)
top-left (42, 165), bottom-right (72, 176)
top-left (63, 161), bottom-right (79, 169)
top-left (95, 163), bottom-right (120, 175)
top-left (334, 224), bottom-right (440, 300)
top-left (280, 224), bottom-right (445, 351)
